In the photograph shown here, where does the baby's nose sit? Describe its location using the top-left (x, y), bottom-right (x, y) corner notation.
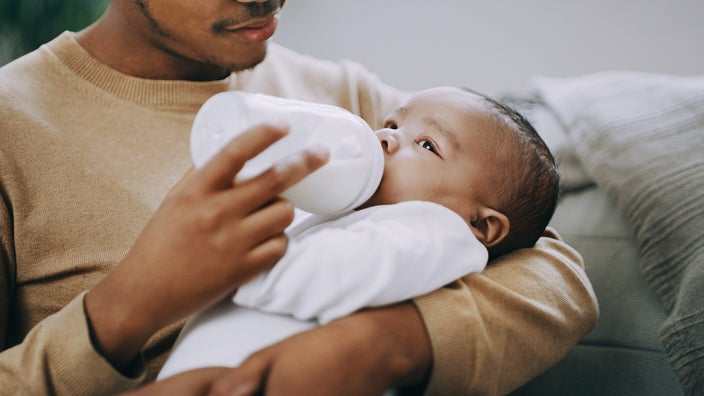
top-left (376, 129), bottom-right (400, 154)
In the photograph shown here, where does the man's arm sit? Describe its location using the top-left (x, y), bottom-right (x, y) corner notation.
top-left (414, 228), bottom-right (598, 395)
top-left (0, 125), bottom-right (329, 395)
top-left (129, 302), bottom-right (431, 396)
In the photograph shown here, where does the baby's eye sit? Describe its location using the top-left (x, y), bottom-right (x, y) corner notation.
top-left (383, 120), bottom-right (398, 130)
top-left (417, 139), bottom-right (438, 154)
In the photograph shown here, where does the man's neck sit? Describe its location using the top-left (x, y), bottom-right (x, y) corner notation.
top-left (75, 17), bottom-right (229, 82)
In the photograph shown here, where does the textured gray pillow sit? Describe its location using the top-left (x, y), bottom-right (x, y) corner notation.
top-left (534, 71), bottom-right (704, 395)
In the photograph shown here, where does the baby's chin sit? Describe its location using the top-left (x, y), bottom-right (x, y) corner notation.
top-left (354, 195), bottom-right (376, 211)
top-left (355, 191), bottom-right (410, 211)
top-left (355, 189), bottom-right (387, 210)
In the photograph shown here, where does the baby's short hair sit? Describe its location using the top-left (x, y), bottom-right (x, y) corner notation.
top-left (462, 88), bottom-right (560, 259)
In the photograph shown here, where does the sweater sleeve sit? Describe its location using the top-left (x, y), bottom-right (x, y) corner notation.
top-left (412, 228), bottom-right (598, 396)
top-left (0, 195), bottom-right (13, 352)
top-left (0, 292), bottom-right (147, 396)
top-left (235, 202), bottom-right (487, 324)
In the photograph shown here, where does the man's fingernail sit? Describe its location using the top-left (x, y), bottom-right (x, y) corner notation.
top-left (271, 120), bottom-right (290, 131)
top-left (308, 144), bottom-right (331, 162)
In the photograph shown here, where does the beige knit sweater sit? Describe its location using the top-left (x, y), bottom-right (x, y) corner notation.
top-left (0, 32), bottom-right (598, 395)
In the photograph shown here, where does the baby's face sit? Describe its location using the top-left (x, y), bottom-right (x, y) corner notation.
top-left (360, 87), bottom-right (498, 222)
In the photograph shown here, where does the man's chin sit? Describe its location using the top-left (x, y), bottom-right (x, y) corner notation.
top-left (225, 45), bottom-right (268, 73)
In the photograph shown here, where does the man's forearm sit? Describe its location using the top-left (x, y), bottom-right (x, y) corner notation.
top-left (328, 302), bottom-right (433, 391)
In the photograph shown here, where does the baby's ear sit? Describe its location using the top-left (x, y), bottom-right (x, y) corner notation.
top-left (469, 207), bottom-right (510, 248)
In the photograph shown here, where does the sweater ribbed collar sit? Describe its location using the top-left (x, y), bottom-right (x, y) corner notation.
top-left (47, 31), bottom-right (233, 108)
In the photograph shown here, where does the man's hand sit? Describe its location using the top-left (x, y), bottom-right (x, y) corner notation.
top-left (211, 303), bottom-right (430, 396)
top-left (85, 123), bottom-right (329, 370)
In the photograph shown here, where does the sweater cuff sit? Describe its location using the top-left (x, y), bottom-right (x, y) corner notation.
top-left (41, 292), bottom-right (146, 394)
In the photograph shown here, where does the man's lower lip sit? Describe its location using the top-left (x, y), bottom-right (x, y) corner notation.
top-left (230, 17), bottom-right (278, 42)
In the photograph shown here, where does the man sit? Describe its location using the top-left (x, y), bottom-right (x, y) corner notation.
top-left (0, 0), bottom-right (598, 395)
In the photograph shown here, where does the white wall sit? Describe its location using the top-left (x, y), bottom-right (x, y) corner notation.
top-left (274, 0), bottom-right (704, 95)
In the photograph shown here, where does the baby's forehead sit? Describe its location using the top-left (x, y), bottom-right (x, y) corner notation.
top-left (406, 87), bottom-right (491, 113)
top-left (415, 86), bottom-right (482, 100)
top-left (411, 88), bottom-right (496, 121)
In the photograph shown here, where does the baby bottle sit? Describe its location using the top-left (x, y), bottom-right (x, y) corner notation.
top-left (190, 91), bottom-right (384, 216)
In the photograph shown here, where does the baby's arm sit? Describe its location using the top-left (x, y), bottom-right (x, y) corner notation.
top-left (234, 201), bottom-right (487, 324)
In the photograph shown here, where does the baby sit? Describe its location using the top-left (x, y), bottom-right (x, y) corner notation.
top-left (158, 86), bottom-right (559, 378)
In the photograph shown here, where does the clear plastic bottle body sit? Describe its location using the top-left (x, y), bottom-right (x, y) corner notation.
top-left (191, 92), bottom-right (384, 215)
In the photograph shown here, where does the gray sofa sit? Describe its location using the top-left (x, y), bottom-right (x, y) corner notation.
top-left (514, 186), bottom-right (682, 395)
top-left (503, 71), bottom-right (704, 396)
